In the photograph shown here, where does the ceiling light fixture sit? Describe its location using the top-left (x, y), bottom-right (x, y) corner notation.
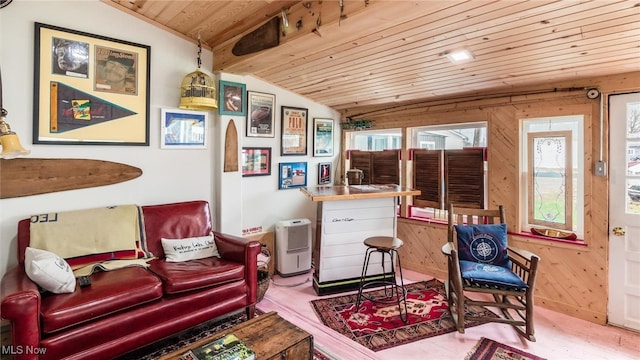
top-left (444, 48), bottom-right (475, 63)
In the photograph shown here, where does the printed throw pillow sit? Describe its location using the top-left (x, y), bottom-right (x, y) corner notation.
top-left (455, 223), bottom-right (510, 268)
top-left (24, 247), bottom-right (76, 294)
top-left (161, 232), bottom-right (220, 262)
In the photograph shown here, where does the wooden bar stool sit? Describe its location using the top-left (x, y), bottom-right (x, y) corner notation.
top-left (354, 236), bottom-right (408, 323)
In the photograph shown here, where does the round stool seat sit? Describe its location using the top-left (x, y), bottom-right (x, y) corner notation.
top-left (356, 235), bottom-right (408, 323)
top-left (364, 236), bottom-right (403, 250)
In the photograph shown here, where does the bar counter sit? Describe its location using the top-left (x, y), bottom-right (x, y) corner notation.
top-left (300, 184), bottom-right (420, 201)
top-left (300, 185), bottom-right (419, 295)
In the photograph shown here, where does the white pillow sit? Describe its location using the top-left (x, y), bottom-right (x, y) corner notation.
top-left (161, 232), bottom-right (220, 262)
top-left (24, 247), bottom-right (76, 294)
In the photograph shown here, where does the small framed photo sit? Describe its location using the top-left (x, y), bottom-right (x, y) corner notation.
top-left (318, 162), bottom-right (332, 185)
top-left (281, 106), bottom-right (308, 156)
top-left (161, 108), bottom-right (208, 149)
top-left (219, 80), bottom-right (246, 116)
top-left (278, 162), bottom-right (307, 189)
top-left (242, 147), bottom-right (271, 177)
top-left (246, 91), bottom-right (276, 138)
top-left (313, 118), bottom-right (334, 157)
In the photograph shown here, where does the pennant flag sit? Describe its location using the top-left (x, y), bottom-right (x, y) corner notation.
top-left (49, 81), bottom-right (137, 133)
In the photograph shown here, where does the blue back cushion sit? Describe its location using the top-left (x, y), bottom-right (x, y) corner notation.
top-left (455, 223), bottom-right (509, 268)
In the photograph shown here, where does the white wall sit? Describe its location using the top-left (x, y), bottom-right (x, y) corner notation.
top-left (0, 0), bottom-right (339, 277)
top-left (238, 76), bottom-right (340, 235)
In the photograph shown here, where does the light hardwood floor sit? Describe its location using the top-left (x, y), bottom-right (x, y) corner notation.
top-left (257, 269), bottom-right (640, 360)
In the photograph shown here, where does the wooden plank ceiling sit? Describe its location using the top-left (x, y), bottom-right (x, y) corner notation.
top-left (105, 0), bottom-right (640, 117)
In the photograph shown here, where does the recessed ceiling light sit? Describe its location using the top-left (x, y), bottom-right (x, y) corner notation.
top-left (445, 49), bottom-right (475, 63)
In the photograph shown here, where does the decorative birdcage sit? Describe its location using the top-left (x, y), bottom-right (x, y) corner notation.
top-left (179, 35), bottom-right (217, 110)
top-left (179, 69), bottom-right (217, 110)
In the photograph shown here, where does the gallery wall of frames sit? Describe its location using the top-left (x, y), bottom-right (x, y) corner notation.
top-left (220, 80), bottom-right (336, 189)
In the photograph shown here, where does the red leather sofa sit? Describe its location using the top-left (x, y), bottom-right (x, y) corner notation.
top-left (0, 200), bottom-right (261, 360)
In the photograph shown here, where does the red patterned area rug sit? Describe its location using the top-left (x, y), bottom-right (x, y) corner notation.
top-left (310, 279), bottom-right (498, 352)
top-left (465, 337), bottom-right (546, 360)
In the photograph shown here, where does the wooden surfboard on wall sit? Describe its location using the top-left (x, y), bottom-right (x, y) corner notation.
top-left (224, 120), bottom-right (239, 172)
top-left (232, 16), bottom-right (280, 56)
top-left (0, 158), bottom-right (142, 199)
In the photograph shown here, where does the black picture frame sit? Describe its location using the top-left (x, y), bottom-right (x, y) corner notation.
top-left (246, 91), bottom-right (275, 138)
top-left (33, 22), bottom-right (150, 145)
top-left (318, 162), bottom-right (332, 185)
top-left (313, 118), bottom-right (334, 157)
top-left (281, 106), bottom-right (308, 156)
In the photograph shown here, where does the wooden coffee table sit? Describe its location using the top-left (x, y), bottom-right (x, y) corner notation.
top-left (158, 311), bottom-right (313, 359)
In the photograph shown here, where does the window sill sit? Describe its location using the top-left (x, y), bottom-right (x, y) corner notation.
top-left (510, 231), bottom-right (588, 247)
top-left (403, 215), bottom-right (448, 225)
top-left (401, 216), bottom-right (588, 247)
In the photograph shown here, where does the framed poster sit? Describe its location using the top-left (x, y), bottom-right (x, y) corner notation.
top-left (242, 147), bottom-right (271, 177)
top-left (313, 118), bottom-right (334, 157)
top-left (246, 91), bottom-right (275, 138)
top-left (318, 162), bottom-right (332, 185)
top-left (161, 108), bottom-right (208, 149)
top-left (281, 106), bottom-right (308, 155)
top-left (219, 80), bottom-right (246, 116)
top-left (33, 22), bottom-right (150, 145)
top-left (278, 162), bottom-right (307, 189)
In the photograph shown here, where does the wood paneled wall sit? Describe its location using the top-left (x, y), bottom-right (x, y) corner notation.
top-left (355, 72), bottom-right (639, 324)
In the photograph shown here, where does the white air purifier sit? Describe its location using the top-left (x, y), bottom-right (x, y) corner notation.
top-left (275, 218), bottom-right (312, 277)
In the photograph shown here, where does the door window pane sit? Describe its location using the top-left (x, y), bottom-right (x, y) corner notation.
top-left (626, 101), bottom-right (640, 214)
top-left (628, 179), bottom-right (640, 214)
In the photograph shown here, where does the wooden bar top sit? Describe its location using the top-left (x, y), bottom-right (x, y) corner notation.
top-left (300, 184), bottom-right (420, 202)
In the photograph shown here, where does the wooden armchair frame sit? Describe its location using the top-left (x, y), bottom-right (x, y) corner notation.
top-left (441, 204), bottom-right (540, 341)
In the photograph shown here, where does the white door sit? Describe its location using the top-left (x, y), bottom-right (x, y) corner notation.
top-left (608, 92), bottom-right (640, 331)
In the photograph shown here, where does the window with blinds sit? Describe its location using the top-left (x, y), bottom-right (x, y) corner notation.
top-left (344, 123), bottom-right (486, 220)
top-left (412, 148), bottom-right (485, 210)
top-left (412, 150), bottom-right (442, 209)
top-left (348, 150), bottom-right (400, 185)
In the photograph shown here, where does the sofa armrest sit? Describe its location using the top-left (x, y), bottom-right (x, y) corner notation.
top-left (213, 231), bottom-right (262, 303)
top-left (1, 265), bottom-right (42, 356)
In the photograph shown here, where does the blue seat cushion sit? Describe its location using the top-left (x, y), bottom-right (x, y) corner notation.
top-left (459, 260), bottom-right (528, 290)
top-left (455, 223), bottom-right (510, 267)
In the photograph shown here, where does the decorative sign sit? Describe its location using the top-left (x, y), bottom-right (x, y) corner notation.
top-left (313, 118), bottom-right (334, 157)
top-left (246, 91), bottom-right (275, 138)
top-left (281, 106), bottom-right (308, 155)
